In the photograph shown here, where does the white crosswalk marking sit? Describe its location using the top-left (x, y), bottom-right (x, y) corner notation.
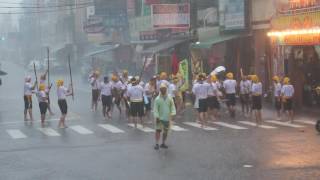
top-left (38, 128), bottom-right (61, 136)
top-left (238, 121), bottom-right (277, 129)
top-left (69, 125), bottom-right (94, 135)
top-left (6, 129), bottom-right (27, 139)
top-left (212, 122), bottom-right (247, 130)
top-left (99, 124), bottom-right (125, 133)
top-left (294, 120), bottom-right (316, 125)
top-left (183, 122), bottom-right (218, 131)
top-left (266, 120), bottom-right (305, 128)
top-left (128, 124), bottom-right (155, 132)
top-left (171, 125), bottom-right (188, 131)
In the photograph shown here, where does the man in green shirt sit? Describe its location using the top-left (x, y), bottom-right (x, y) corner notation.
top-left (153, 83), bottom-right (176, 150)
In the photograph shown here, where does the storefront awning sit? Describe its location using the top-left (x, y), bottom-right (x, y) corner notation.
top-left (141, 39), bottom-right (188, 54)
top-left (85, 44), bottom-right (120, 57)
top-left (191, 34), bottom-right (249, 49)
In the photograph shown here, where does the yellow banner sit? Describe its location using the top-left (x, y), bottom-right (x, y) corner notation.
top-left (271, 11), bottom-right (320, 30)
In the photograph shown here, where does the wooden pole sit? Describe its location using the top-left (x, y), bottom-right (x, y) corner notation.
top-left (68, 55), bottom-right (74, 101)
top-left (47, 47), bottom-right (50, 87)
top-left (33, 62), bottom-right (38, 91)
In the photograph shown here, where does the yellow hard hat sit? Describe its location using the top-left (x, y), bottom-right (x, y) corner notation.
top-left (111, 75), bottom-right (118, 82)
top-left (273, 76), bottom-right (280, 82)
top-left (226, 72), bottom-right (234, 79)
top-left (39, 83), bottom-right (46, 91)
top-left (211, 75), bottom-right (217, 82)
top-left (56, 79), bottom-right (64, 87)
top-left (283, 77), bottom-right (290, 85)
top-left (252, 75), bottom-right (259, 83)
top-left (160, 72), bottom-right (167, 80)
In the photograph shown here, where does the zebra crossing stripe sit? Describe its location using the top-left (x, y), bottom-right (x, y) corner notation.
top-left (127, 124), bottom-right (155, 132)
top-left (212, 122), bottom-right (247, 130)
top-left (171, 125), bottom-right (188, 131)
top-left (69, 125), bottom-right (94, 135)
top-left (38, 128), bottom-right (61, 136)
top-left (238, 121), bottom-right (277, 129)
top-left (183, 122), bottom-right (218, 131)
top-left (294, 120), bottom-right (316, 125)
top-left (6, 129), bottom-right (27, 139)
top-left (99, 124), bottom-right (125, 133)
top-left (266, 120), bottom-right (305, 128)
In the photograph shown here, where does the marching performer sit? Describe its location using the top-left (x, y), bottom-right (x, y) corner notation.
top-left (153, 83), bottom-right (176, 150)
top-left (144, 76), bottom-right (157, 119)
top-left (89, 71), bottom-right (100, 112)
top-left (100, 76), bottom-right (113, 119)
top-left (281, 77), bottom-right (295, 123)
top-left (251, 75), bottom-right (263, 124)
top-left (207, 75), bottom-right (220, 121)
top-left (39, 70), bottom-right (54, 115)
top-left (111, 74), bottom-right (125, 115)
top-left (24, 76), bottom-right (37, 121)
top-left (37, 83), bottom-right (48, 126)
top-left (127, 77), bottom-right (145, 128)
top-left (192, 73), bottom-right (210, 128)
top-left (157, 72), bottom-right (170, 92)
top-left (273, 76), bottom-right (282, 120)
top-left (223, 72), bottom-right (237, 118)
top-left (239, 76), bottom-right (251, 117)
top-left (56, 79), bottom-right (73, 128)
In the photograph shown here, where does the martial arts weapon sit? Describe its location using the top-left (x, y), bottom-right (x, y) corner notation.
top-left (33, 62), bottom-right (38, 90)
top-left (68, 55), bottom-right (75, 101)
top-left (47, 47), bottom-right (50, 87)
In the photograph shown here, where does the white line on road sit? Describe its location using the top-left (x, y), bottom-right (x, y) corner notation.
top-left (0, 116), bottom-right (78, 126)
top-left (211, 122), bottom-right (248, 130)
top-left (238, 121), bottom-right (277, 129)
top-left (294, 120), bottom-right (316, 125)
top-left (6, 129), bottom-right (27, 139)
top-left (265, 120), bottom-right (305, 128)
top-left (38, 128), bottom-right (61, 136)
top-left (127, 124), bottom-right (155, 132)
top-left (183, 122), bottom-right (218, 131)
top-left (69, 125), bottom-right (94, 135)
top-left (171, 125), bottom-right (188, 131)
top-left (99, 124), bottom-right (125, 133)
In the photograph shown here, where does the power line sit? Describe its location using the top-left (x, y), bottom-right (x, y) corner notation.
top-left (0, 2), bottom-right (93, 9)
top-left (0, 0), bottom-right (93, 6)
top-left (0, 4), bottom-right (90, 14)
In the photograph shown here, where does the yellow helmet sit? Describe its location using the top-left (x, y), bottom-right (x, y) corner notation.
top-left (283, 77), bottom-right (290, 85)
top-left (252, 75), bottom-right (259, 83)
top-left (226, 72), bottom-right (234, 79)
top-left (39, 83), bottom-right (46, 91)
top-left (56, 79), bottom-right (64, 87)
top-left (111, 74), bottom-right (118, 82)
top-left (211, 75), bottom-right (217, 82)
top-left (160, 72), bottom-right (167, 80)
top-left (122, 70), bottom-right (128, 76)
top-left (273, 76), bottom-right (280, 82)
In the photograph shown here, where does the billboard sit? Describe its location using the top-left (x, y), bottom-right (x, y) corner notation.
top-left (220, 0), bottom-right (247, 31)
top-left (151, 3), bottom-right (190, 29)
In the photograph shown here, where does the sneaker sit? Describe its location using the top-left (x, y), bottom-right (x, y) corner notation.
top-left (160, 144), bottom-right (168, 149)
top-left (154, 144), bottom-right (159, 150)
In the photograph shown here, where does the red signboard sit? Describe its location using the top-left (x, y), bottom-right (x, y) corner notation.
top-left (152, 3), bottom-right (190, 29)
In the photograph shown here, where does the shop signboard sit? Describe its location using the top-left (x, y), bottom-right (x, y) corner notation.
top-left (275, 0), bottom-right (319, 12)
top-left (271, 11), bottom-right (320, 30)
top-left (151, 3), bottom-right (190, 29)
top-left (219, 0), bottom-right (247, 30)
top-left (271, 33), bottom-right (320, 46)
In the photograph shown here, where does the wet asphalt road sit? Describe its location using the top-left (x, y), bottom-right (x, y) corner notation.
top-left (0, 61), bottom-right (320, 180)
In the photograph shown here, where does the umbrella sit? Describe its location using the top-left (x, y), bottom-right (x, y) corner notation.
top-left (211, 66), bottom-right (226, 76)
top-left (0, 70), bottom-right (7, 76)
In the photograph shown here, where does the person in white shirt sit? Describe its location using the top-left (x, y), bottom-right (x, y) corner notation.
top-left (127, 77), bottom-right (145, 128)
top-left (281, 77), bottom-right (295, 123)
top-left (24, 76), bottom-right (37, 121)
top-left (251, 75), bottom-right (263, 124)
top-left (192, 73), bottom-right (210, 128)
top-left (99, 76), bottom-right (112, 119)
top-left (37, 84), bottom-right (48, 126)
top-left (273, 76), bottom-right (282, 120)
top-left (89, 71), bottom-right (100, 112)
top-left (56, 79), bottom-right (73, 128)
top-left (239, 76), bottom-right (251, 116)
top-left (39, 69), bottom-right (54, 116)
top-left (207, 75), bottom-right (220, 120)
top-left (111, 74), bottom-right (125, 115)
top-left (223, 72), bottom-right (237, 118)
top-left (144, 77), bottom-right (157, 118)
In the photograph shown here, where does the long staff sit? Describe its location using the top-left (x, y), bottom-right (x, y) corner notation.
top-left (47, 47), bottom-right (50, 87)
top-left (68, 55), bottom-right (74, 101)
top-left (33, 62), bottom-right (38, 90)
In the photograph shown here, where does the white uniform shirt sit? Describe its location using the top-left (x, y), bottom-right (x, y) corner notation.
top-left (281, 85), bottom-right (294, 97)
top-left (251, 82), bottom-right (263, 95)
top-left (168, 83), bottom-right (177, 98)
top-left (89, 77), bottom-right (99, 90)
top-left (223, 79), bottom-right (237, 94)
top-left (100, 82), bottom-right (112, 96)
top-left (37, 90), bottom-right (47, 102)
top-left (208, 82), bottom-right (218, 97)
top-left (144, 83), bottom-right (155, 98)
top-left (192, 82), bottom-right (210, 100)
top-left (57, 86), bottom-right (68, 99)
top-left (127, 85), bottom-right (144, 102)
top-left (24, 82), bottom-right (33, 96)
top-left (112, 81), bottom-right (125, 91)
top-left (240, 80), bottom-right (251, 95)
top-left (274, 83), bottom-right (282, 97)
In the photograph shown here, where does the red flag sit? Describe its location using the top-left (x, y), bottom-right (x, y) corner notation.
top-left (171, 52), bottom-right (179, 75)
